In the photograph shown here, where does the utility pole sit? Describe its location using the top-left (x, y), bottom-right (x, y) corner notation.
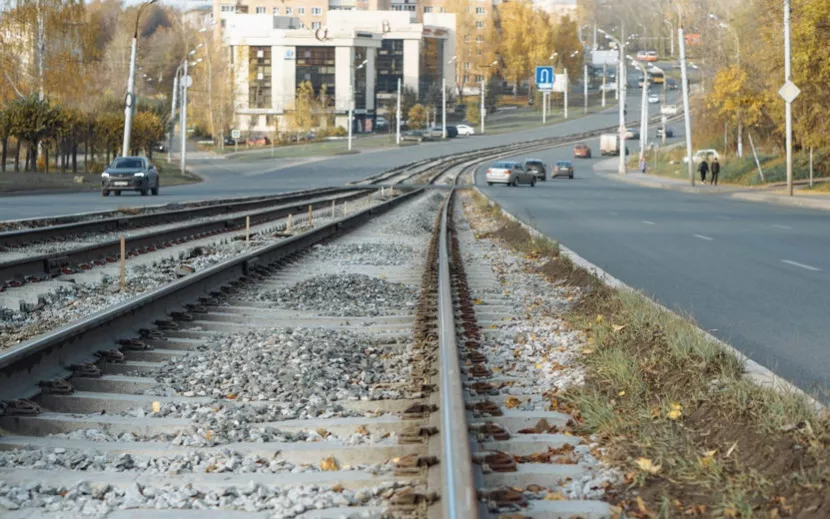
top-left (583, 62), bottom-right (588, 115)
top-left (619, 44), bottom-right (626, 174)
top-left (348, 85), bottom-right (354, 151)
top-left (784, 0), bottom-right (794, 196)
top-left (168, 73), bottom-right (178, 163)
top-left (602, 63), bottom-right (607, 107)
top-left (563, 68), bottom-right (568, 119)
top-left (396, 78), bottom-right (401, 145)
top-left (679, 24), bottom-right (694, 185)
top-left (180, 59), bottom-right (188, 175)
top-left (122, 0), bottom-right (158, 157)
top-left (442, 78), bottom-right (447, 139)
top-left (480, 79), bottom-right (485, 134)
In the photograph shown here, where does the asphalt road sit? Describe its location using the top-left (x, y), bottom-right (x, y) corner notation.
top-left (0, 90), bottom-right (662, 220)
top-left (474, 133), bottom-right (830, 399)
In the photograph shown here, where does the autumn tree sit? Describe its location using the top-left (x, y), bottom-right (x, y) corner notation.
top-left (407, 104), bottom-right (427, 129)
top-left (288, 81), bottom-right (316, 138)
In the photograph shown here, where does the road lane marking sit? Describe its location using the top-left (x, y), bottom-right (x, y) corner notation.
top-left (781, 260), bottom-right (822, 272)
top-left (693, 234), bottom-right (714, 241)
top-left (773, 224), bottom-right (792, 230)
top-left (642, 220), bottom-right (656, 225)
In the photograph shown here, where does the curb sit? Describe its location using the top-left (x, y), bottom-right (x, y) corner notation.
top-left (471, 185), bottom-right (824, 413)
top-left (730, 192), bottom-right (830, 212)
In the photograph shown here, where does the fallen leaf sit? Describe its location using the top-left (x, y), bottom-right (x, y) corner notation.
top-left (582, 348), bottom-right (594, 355)
top-left (618, 390), bottom-right (626, 396)
top-left (667, 403), bottom-right (683, 420)
top-left (635, 457), bottom-right (661, 474)
top-left (474, 298), bottom-right (483, 305)
top-left (205, 430), bottom-right (213, 441)
top-left (505, 396), bottom-right (522, 409)
top-left (152, 401), bottom-right (161, 413)
top-left (355, 425), bottom-right (369, 436)
top-left (723, 507), bottom-right (739, 518)
top-left (636, 496), bottom-right (655, 517)
top-left (226, 393), bottom-right (238, 400)
top-left (316, 428), bottom-right (331, 438)
top-left (596, 315), bottom-right (604, 324)
top-left (544, 492), bottom-right (566, 501)
top-left (331, 484), bottom-right (344, 493)
top-left (320, 456), bottom-right (339, 471)
top-left (612, 324), bottom-right (627, 332)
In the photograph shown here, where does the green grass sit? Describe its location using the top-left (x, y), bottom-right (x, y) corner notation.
top-left (224, 134), bottom-right (395, 161)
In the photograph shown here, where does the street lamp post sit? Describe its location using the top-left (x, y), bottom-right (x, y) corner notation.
top-left (442, 78), bottom-right (447, 139)
top-left (629, 57), bottom-right (648, 161)
top-left (710, 13), bottom-right (743, 157)
top-left (600, 29), bottom-right (627, 174)
top-left (179, 55), bottom-right (202, 176)
top-left (679, 24), bottom-right (694, 186)
top-left (348, 59), bottom-right (368, 152)
top-left (396, 78), bottom-right (401, 145)
top-left (784, 0), bottom-right (794, 196)
top-left (122, 0), bottom-right (158, 157)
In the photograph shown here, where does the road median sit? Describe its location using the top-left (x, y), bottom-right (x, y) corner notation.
top-left (465, 188), bottom-right (829, 517)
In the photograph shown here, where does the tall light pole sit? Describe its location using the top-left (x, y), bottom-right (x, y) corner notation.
top-left (600, 29), bottom-right (627, 174)
top-left (442, 77), bottom-right (447, 138)
top-left (629, 57), bottom-right (648, 160)
top-left (396, 78), bottom-right (401, 145)
top-left (481, 60), bottom-right (497, 134)
top-left (710, 13), bottom-right (743, 157)
top-left (349, 59), bottom-right (368, 152)
top-left (180, 55), bottom-right (202, 176)
top-left (664, 20), bottom-right (674, 57)
top-left (122, 0), bottom-right (158, 157)
top-left (601, 62), bottom-right (607, 107)
top-left (679, 23), bottom-right (694, 186)
top-left (783, 0), bottom-right (795, 196)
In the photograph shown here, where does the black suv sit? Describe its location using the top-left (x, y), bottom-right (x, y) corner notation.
top-left (523, 159), bottom-right (547, 181)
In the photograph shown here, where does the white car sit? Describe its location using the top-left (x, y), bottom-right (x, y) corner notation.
top-left (683, 149), bottom-right (720, 164)
top-left (600, 82), bottom-right (617, 92)
top-left (456, 124), bottom-right (475, 136)
top-left (648, 94), bottom-right (660, 104)
top-left (661, 104), bottom-right (680, 115)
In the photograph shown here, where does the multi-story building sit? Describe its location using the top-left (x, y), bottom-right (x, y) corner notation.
top-left (221, 10), bottom-right (456, 134)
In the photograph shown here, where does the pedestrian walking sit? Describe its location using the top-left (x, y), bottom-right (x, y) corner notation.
top-left (639, 156), bottom-right (647, 174)
top-left (710, 157), bottom-right (720, 185)
top-left (698, 159), bottom-right (709, 183)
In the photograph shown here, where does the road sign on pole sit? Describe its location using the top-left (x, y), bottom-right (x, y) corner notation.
top-left (231, 129), bottom-right (240, 139)
top-left (535, 66), bottom-right (554, 91)
top-left (778, 81), bottom-right (800, 103)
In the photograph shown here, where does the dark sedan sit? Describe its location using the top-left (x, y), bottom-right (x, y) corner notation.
top-left (101, 157), bottom-right (159, 197)
top-left (552, 160), bottom-right (575, 179)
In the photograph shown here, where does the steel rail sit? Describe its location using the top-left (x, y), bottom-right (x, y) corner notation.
top-left (0, 188), bottom-right (422, 401)
top-left (0, 190), bottom-right (373, 283)
top-left (0, 188), bottom-right (347, 249)
top-left (437, 190), bottom-right (478, 519)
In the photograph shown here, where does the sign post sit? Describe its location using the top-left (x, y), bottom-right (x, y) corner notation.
top-left (231, 129), bottom-right (240, 152)
top-left (535, 66), bottom-right (554, 124)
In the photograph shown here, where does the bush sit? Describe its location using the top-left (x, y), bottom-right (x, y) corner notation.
top-left (330, 126), bottom-right (347, 137)
top-left (466, 101), bottom-right (481, 125)
top-left (407, 104), bottom-right (427, 129)
top-left (86, 161), bottom-right (105, 175)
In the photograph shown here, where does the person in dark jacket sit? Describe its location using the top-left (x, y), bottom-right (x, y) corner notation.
top-left (698, 159), bottom-right (709, 183)
top-left (710, 157), bottom-right (720, 185)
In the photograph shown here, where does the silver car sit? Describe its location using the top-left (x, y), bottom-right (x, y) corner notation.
top-left (485, 161), bottom-right (536, 187)
top-left (101, 157), bottom-right (159, 197)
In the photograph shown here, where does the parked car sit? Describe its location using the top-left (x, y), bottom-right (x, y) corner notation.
top-left (247, 135), bottom-right (270, 145)
top-left (375, 115), bottom-right (389, 130)
top-left (456, 124), bottom-right (475, 136)
top-left (552, 160), bottom-right (575, 179)
top-left (624, 128), bottom-right (640, 140)
top-left (223, 136), bottom-right (243, 146)
top-left (427, 126), bottom-right (458, 138)
top-left (523, 159), bottom-right (547, 181)
top-left (153, 142), bottom-right (167, 153)
top-left (101, 156), bottom-right (159, 197)
top-left (485, 160), bottom-right (536, 187)
top-left (573, 143), bottom-right (592, 158)
top-left (445, 126), bottom-right (459, 138)
top-left (648, 94), bottom-right (660, 104)
top-left (661, 104), bottom-right (680, 115)
top-left (656, 126), bottom-right (674, 138)
top-left (683, 149), bottom-right (720, 164)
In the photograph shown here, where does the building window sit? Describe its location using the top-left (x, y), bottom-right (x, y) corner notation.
top-left (353, 47), bottom-right (367, 110)
top-left (464, 74), bottom-right (470, 83)
top-left (311, 21), bottom-right (321, 29)
top-left (376, 38), bottom-right (403, 93)
top-left (299, 21), bottom-right (305, 28)
top-left (285, 7), bottom-right (292, 14)
top-left (424, 6), bottom-right (432, 13)
top-left (476, 21), bottom-right (484, 29)
top-left (391, 4), bottom-right (416, 11)
top-left (475, 75), bottom-right (483, 82)
top-left (477, 48), bottom-right (482, 55)
top-left (440, 7), bottom-right (445, 13)
top-left (464, 35), bottom-right (470, 42)
top-left (249, 46), bottom-right (272, 109)
top-left (311, 7), bottom-right (322, 15)
top-left (296, 46), bottom-right (336, 104)
top-left (255, 6), bottom-right (265, 14)
top-left (221, 19), bottom-right (226, 27)
top-left (464, 61), bottom-right (471, 70)
top-left (220, 4), bottom-right (234, 12)
top-left (476, 36), bottom-right (482, 44)
top-left (475, 7), bottom-right (485, 14)
top-left (273, 7), bottom-right (278, 14)
top-left (297, 7), bottom-right (304, 14)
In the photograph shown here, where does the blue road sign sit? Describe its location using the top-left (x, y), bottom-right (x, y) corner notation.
top-left (536, 66), bottom-right (555, 91)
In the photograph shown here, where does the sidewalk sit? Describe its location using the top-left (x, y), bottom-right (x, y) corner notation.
top-left (594, 158), bottom-right (830, 212)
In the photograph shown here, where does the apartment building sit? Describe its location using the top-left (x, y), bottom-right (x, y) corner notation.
top-left (221, 10), bottom-right (456, 133)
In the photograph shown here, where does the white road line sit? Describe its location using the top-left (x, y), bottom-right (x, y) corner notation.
top-left (693, 234), bottom-right (714, 241)
top-left (642, 220), bottom-right (656, 225)
top-left (773, 224), bottom-right (793, 230)
top-left (781, 260), bottom-right (822, 272)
